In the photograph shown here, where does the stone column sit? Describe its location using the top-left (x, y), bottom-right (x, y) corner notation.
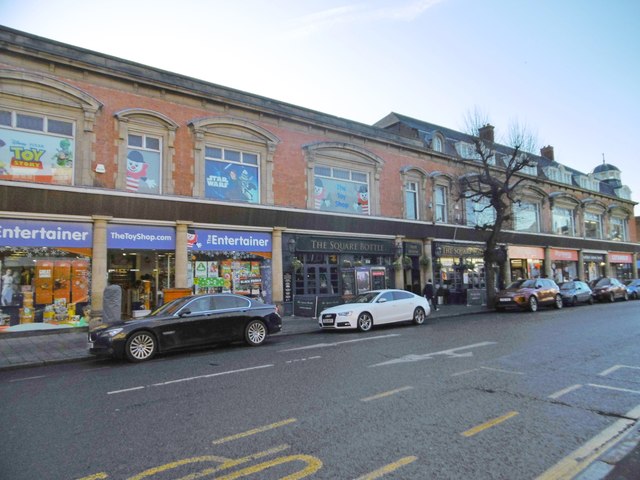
top-left (502, 247), bottom-right (512, 285)
top-left (544, 247), bottom-right (552, 278)
top-left (422, 237), bottom-right (434, 288)
top-left (577, 250), bottom-right (585, 281)
top-left (633, 253), bottom-right (638, 278)
top-left (272, 227), bottom-right (284, 307)
top-left (90, 215), bottom-right (112, 324)
top-left (604, 253), bottom-right (612, 277)
top-left (174, 221), bottom-right (192, 288)
top-left (394, 235), bottom-right (405, 289)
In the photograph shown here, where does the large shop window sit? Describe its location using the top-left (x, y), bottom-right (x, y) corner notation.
top-left (0, 219), bottom-right (92, 331)
top-left (0, 108), bottom-right (75, 185)
top-left (204, 147), bottom-right (260, 203)
top-left (313, 165), bottom-right (370, 215)
top-left (187, 229), bottom-right (272, 303)
top-left (513, 201), bottom-right (541, 233)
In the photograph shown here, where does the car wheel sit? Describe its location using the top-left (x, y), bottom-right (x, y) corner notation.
top-left (528, 296), bottom-right (538, 312)
top-left (554, 294), bottom-right (563, 309)
top-left (588, 296), bottom-right (594, 305)
top-left (356, 312), bottom-right (373, 332)
top-left (609, 292), bottom-right (615, 303)
top-left (413, 307), bottom-right (426, 325)
top-left (245, 320), bottom-right (267, 346)
top-left (571, 296), bottom-right (578, 307)
top-left (623, 292), bottom-right (629, 301)
top-left (125, 331), bottom-right (157, 362)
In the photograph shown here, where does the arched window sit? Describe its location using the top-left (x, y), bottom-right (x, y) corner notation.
top-left (190, 117), bottom-right (279, 204)
top-left (0, 69), bottom-right (101, 186)
top-left (303, 142), bottom-right (383, 216)
top-left (115, 109), bottom-right (178, 195)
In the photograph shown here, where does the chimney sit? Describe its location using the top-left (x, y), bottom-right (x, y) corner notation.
top-left (478, 124), bottom-right (494, 143)
top-left (540, 145), bottom-right (554, 160)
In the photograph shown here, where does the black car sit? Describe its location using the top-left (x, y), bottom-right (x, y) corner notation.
top-left (88, 293), bottom-right (282, 362)
top-left (558, 280), bottom-right (594, 306)
top-left (589, 277), bottom-right (629, 303)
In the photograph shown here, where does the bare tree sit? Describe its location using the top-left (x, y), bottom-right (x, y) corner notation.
top-left (460, 110), bottom-right (537, 306)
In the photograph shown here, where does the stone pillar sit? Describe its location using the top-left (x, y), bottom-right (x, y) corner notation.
top-left (174, 221), bottom-right (191, 288)
top-left (577, 250), bottom-right (585, 281)
top-left (272, 227), bottom-right (284, 306)
top-left (503, 248), bottom-right (512, 285)
top-left (394, 235), bottom-right (405, 289)
top-left (422, 238), bottom-right (434, 288)
top-left (544, 247), bottom-right (552, 278)
top-left (634, 253), bottom-right (639, 278)
top-left (604, 253), bottom-right (612, 277)
top-left (90, 215), bottom-right (112, 323)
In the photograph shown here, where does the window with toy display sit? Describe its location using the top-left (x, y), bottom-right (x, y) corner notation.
top-left (187, 228), bottom-right (272, 303)
top-left (0, 219), bottom-right (92, 332)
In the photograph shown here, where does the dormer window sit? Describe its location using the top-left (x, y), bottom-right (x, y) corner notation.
top-left (578, 175), bottom-right (600, 192)
top-left (543, 165), bottom-right (572, 185)
top-left (520, 162), bottom-right (537, 176)
top-left (615, 185), bottom-right (632, 200)
top-left (432, 135), bottom-right (443, 152)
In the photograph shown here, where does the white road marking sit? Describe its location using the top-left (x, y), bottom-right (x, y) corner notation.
top-left (107, 364), bottom-right (274, 395)
top-left (285, 356), bottom-right (322, 364)
top-left (588, 383), bottom-right (640, 395)
top-left (9, 375), bottom-right (47, 382)
top-left (548, 384), bottom-right (583, 400)
top-left (279, 334), bottom-right (401, 352)
top-left (369, 341), bottom-right (497, 367)
top-left (480, 366), bottom-right (524, 375)
top-left (599, 365), bottom-right (640, 376)
top-left (451, 369), bottom-right (480, 377)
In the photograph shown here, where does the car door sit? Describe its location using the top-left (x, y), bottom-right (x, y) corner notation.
top-left (172, 295), bottom-right (217, 347)
top-left (206, 295), bottom-right (253, 342)
top-left (392, 290), bottom-right (418, 321)
top-left (372, 291), bottom-right (397, 324)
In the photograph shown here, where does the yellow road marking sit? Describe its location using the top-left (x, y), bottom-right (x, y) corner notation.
top-left (127, 455), bottom-right (231, 480)
top-left (361, 386), bottom-right (414, 402)
top-left (461, 411), bottom-right (519, 437)
top-left (212, 417), bottom-right (297, 445)
top-left (354, 456), bottom-right (418, 480)
top-left (215, 454), bottom-right (322, 480)
top-left (76, 474), bottom-right (108, 480)
top-left (175, 445), bottom-right (291, 480)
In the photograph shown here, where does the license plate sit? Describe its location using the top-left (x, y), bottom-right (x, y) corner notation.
top-left (499, 298), bottom-right (511, 302)
top-left (322, 316), bottom-right (334, 325)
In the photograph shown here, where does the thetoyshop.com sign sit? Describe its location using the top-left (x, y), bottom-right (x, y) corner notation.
top-left (0, 219), bottom-right (92, 247)
top-left (107, 225), bottom-right (175, 250)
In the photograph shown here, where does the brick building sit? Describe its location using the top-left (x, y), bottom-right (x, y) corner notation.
top-left (0, 26), bottom-right (638, 328)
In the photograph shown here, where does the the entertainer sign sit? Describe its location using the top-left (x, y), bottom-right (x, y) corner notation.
top-left (0, 219), bottom-right (92, 247)
top-left (187, 229), bottom-right (271, 252)
top-left (107, 225), bottom-right (176, 250)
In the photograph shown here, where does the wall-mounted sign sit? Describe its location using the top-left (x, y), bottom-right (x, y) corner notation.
top-left (0, 219), bottom-right (92, 247)
top-left (188, 229), bottom-right (271, 252)
top-left (107, 225), bottom-right (175, 250)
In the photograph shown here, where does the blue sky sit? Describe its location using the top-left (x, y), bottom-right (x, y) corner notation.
top-left (2, 0), bottom-right (639, 214)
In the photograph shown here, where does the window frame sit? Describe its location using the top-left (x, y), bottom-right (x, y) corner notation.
top-left (552, 205), bottom-right (576, 236)
top-left (434, 184), bottom-right (448, 223)
top-left (513, 201), bottom-right (541, 233)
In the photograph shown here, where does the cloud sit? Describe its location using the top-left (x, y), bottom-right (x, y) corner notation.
top-left (285, 0), bottom-right (444, 38)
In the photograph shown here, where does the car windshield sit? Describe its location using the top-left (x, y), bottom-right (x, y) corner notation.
top-left (559, 282), bottom-right (574, 290)
top-left (150, 296), bottom-right (193, 316)
top-left (348, 292), bottom-right (380, 304)
top-left (624, 280), bottom-right (639, 286)
top-left (508, 279), bottom-right (536, 289)
top-left (595, 279), bottom-right (610, 288)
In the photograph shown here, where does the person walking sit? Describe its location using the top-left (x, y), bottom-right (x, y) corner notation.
top-left (423, 278), bottom-right (438, 311)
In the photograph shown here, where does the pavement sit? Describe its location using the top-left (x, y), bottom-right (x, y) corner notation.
top-left (1, 303), bottom-right (638, 479)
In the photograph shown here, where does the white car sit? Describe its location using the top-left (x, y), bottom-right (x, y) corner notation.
top-left (318, 289), bottom-right (431, 332)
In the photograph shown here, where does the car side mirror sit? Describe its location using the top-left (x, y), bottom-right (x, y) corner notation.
top-left (378, 298), bottom-right (387, 303)
top-left (179, 309), bottom-right (192, 317)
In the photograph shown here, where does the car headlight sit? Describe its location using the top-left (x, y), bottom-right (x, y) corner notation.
top-left (103, 327), bottom-right (123, 337)
top-left (337, 311), bottom-right (354, 317)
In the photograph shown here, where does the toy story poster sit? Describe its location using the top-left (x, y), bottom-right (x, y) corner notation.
top-left (204, 159), bottom-right (259, 203)
top-left (0, 128), bottom-right (74, 185)
top-left (314, 176), bottom-right (369, 215)
top-left (126, 149), bottom-right (160, 194)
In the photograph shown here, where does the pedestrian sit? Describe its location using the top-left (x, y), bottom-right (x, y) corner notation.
top-left (423, 278), bottom-right (438, 311)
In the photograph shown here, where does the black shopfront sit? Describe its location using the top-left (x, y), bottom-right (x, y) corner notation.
top-left (433, 242), bottom-right (486, 305)
top-left (284, 234), bottom-right (395, 317)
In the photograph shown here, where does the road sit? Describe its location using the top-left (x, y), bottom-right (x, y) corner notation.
top-left (1, 300), bottom-right (640, 479)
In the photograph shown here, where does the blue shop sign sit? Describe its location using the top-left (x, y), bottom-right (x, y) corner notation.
top-left (0, 219), bottom-right (92, 247)
top-left (188, 229), bottom-right (271, 252)
top-left (107, 225), bottom-right (176, 250)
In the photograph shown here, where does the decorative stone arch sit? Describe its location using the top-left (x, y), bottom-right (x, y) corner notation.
top-left (115, 109), bottom-right (179, 194)
top-left (0, 68), bottom-right (102, 185)
top-left (303, 142), bottom-right (384, 215)
top-left (190, 116), bottom-right (280, 203)
top-left (400, 166), bottom-right (429, 220)
top-left (607, 204), bottom-right (632, 241)
top-left (518, 184), bottom-right (548, 204)
top-left (549, 191), bottom-right (581, 209)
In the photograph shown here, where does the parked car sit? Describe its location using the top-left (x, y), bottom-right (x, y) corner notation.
top-left (558, 280), bottom-right (594, 306)
top-left (495, 278), bottom-right (563, 312)
top-left (318, 289), bottom-right (430, 332)
top-left (589, 277), bottom-right (628, 302)
top-left (88, 293), bottom-right (282, 362)
top-left (624, 279), bottom-right (640, 300)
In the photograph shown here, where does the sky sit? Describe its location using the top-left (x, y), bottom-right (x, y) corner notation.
top-left (1, 0), bottom-right (639, 214)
